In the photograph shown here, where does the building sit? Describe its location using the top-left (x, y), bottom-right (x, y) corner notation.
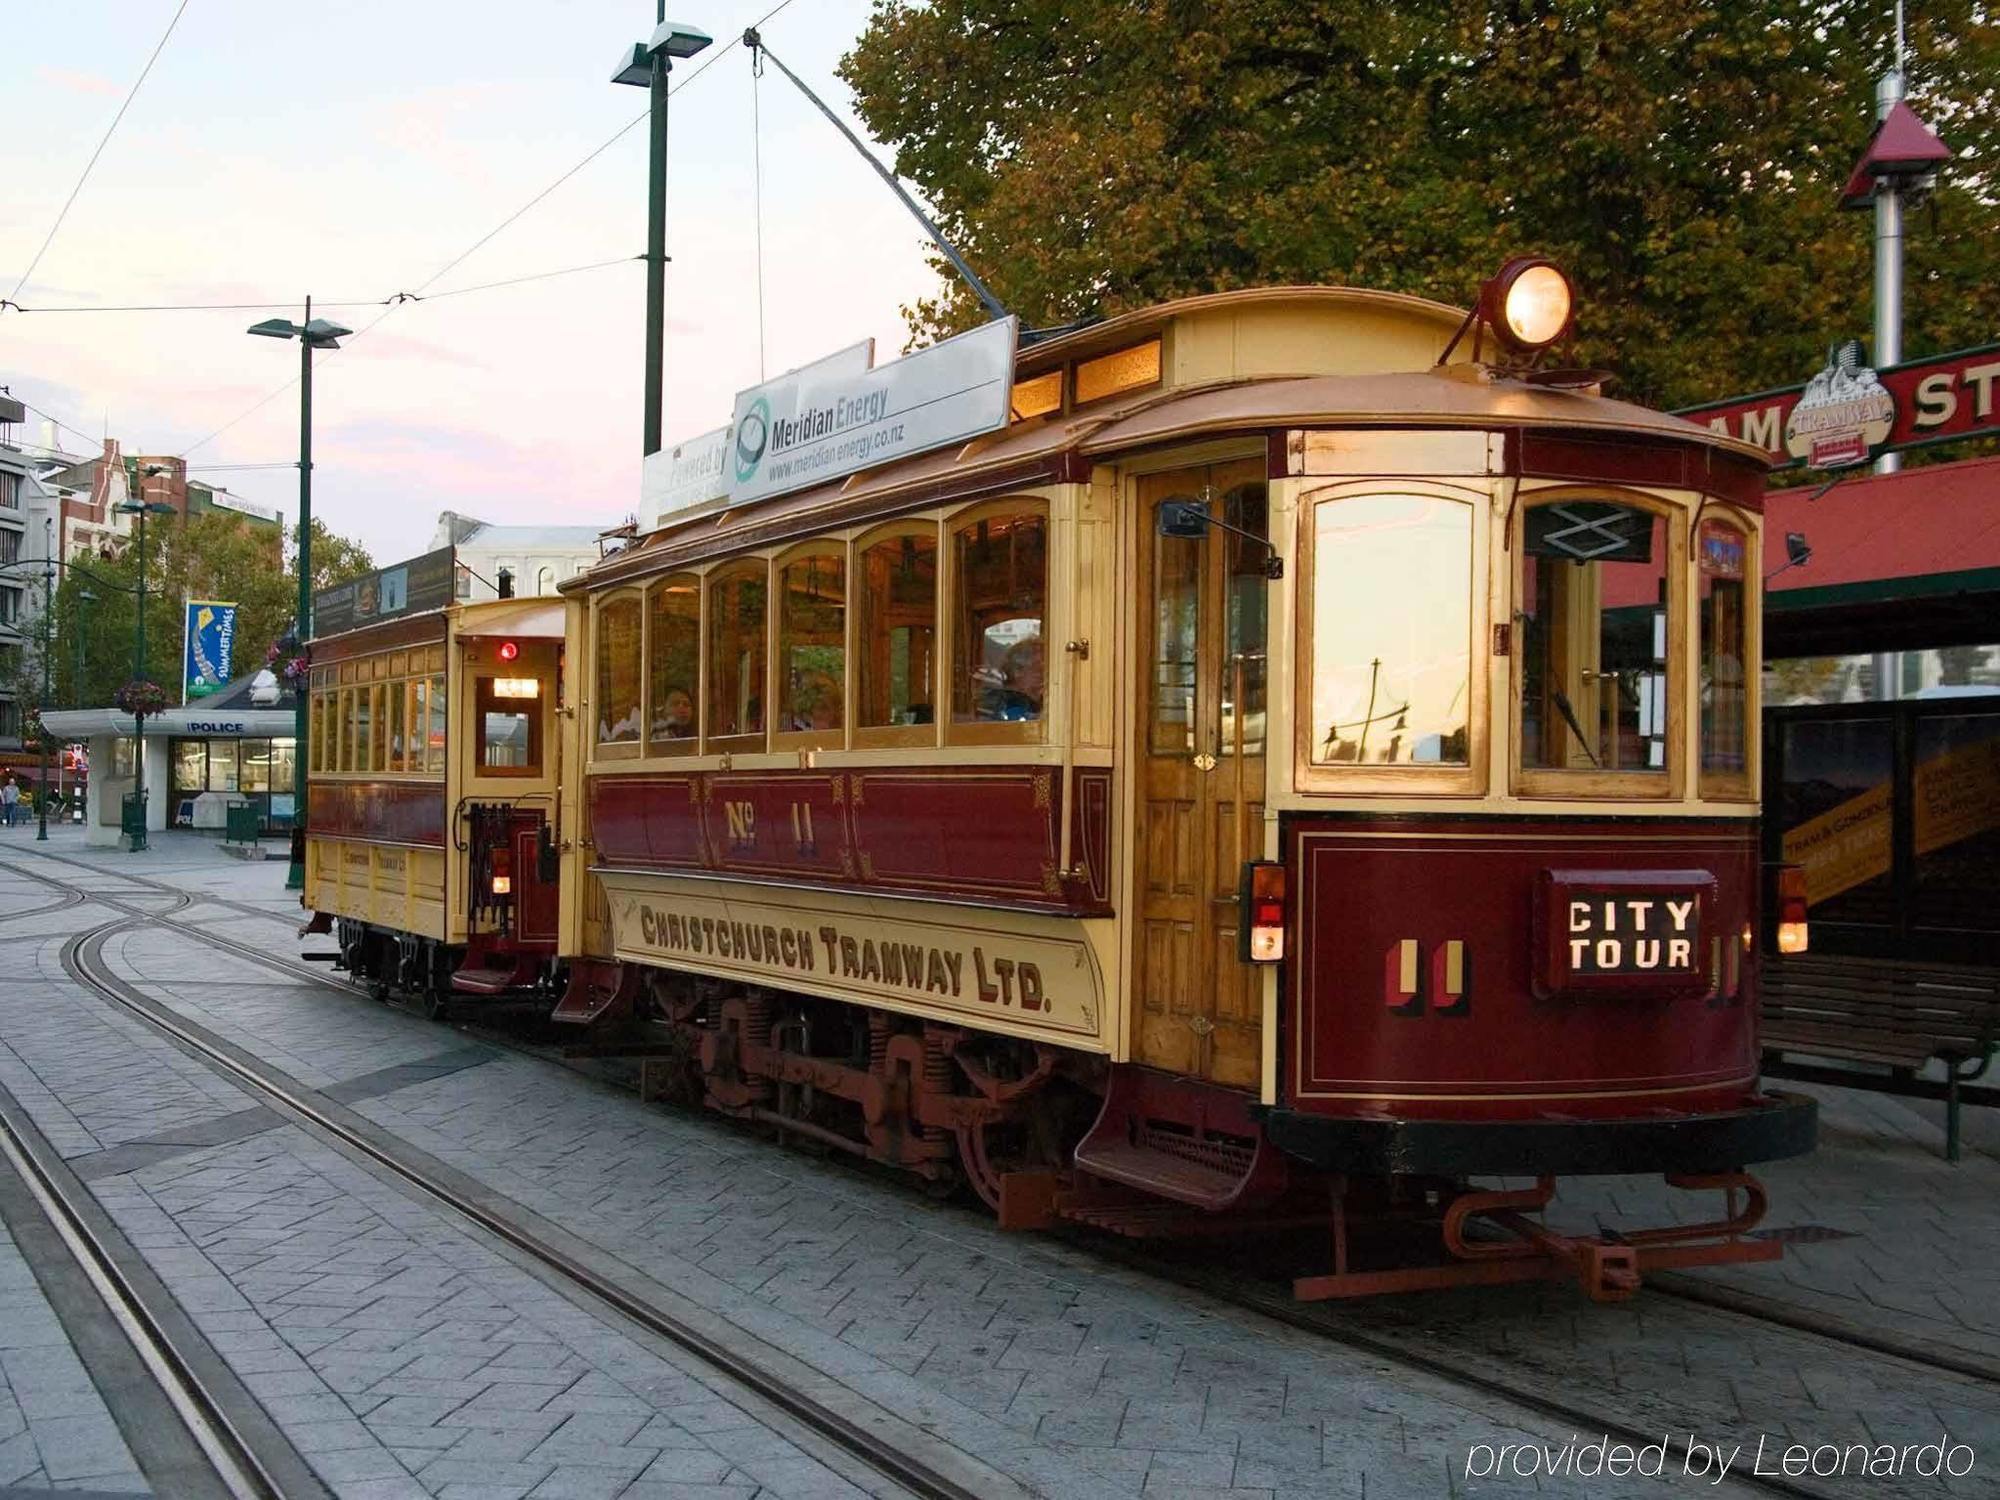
top-left (430, 511), bottom-right (607, 601)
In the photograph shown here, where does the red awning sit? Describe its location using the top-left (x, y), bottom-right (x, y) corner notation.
top-left (1766, 454), bottom-right (2000, 600)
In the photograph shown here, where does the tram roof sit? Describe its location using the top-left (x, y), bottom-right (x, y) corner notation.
top-left (586, 287), bottom-right (1770, 586)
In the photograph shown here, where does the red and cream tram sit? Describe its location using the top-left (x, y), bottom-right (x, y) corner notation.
top-left (537, 271), bottom-right (1813, 1301)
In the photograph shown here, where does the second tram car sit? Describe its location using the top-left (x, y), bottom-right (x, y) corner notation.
top-left (308, 273), bottom-right (1817, 1300)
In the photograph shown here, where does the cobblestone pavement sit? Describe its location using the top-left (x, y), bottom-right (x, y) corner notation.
top-left (4, 831), bottom-right (2000, 1499)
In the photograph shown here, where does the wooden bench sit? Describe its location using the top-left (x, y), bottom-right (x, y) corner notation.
top-left (1761, 953), bottom-right (2000, 1161)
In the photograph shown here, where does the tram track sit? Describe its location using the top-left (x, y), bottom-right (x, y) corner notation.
top-left (4, 843), bottom-right (1998, 1500)
top-left (0, 859), bottom-right (1000, 1500)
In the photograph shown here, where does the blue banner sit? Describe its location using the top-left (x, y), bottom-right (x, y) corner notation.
top-left (183, 600), bottom-right (238, 701)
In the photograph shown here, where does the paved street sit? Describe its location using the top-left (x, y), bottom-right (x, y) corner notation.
top-left (1, 828), bottom-right (1998, 1499)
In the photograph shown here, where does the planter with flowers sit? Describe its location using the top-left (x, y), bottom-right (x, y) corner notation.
top-left (113, 679), bottom-right (169, 720)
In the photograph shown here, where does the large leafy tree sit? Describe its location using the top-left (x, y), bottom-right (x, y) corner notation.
top-left (841, 1), bottom-right (1999, 407)
top-left (4, 514), bottom-right (373, 713)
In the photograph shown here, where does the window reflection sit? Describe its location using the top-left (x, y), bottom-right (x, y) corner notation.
top-left (1520, 501), bottom-right (1669, 774)
top-left (647, 577), bottom-right (699, 747)
top-left (596, 596), bottom-right (642, 746)
top-left (859, 530), bottom-right (937, 730)
top-left (951, 511), bottom-right (1046, 728)
top-left (708, 562), bottom-right (768, 741)
top-left (1149, 499), bottom-right (1201, 755)
top-left (778, 552), bottom-right (845, 735)
top-left (1311, 495), bottom-right (1471, 766)
top-left (1698, 520), bottom-right (1749, 779)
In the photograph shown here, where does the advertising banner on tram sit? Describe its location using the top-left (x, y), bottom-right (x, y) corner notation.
top-left (726, 318), bottom-right (1017, 505)
top-left (182, 600), bottom-right (238, 701)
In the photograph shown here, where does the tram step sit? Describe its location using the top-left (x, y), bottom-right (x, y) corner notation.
top-left (1071, 1067), bottom-right (1291, 1213)
top-left (450, 966), bottom-right (521, 995)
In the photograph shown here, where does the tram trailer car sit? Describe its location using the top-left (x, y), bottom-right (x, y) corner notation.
top-left (302, 595), bottom-right (568, 1016)
top-left (313, 274), bottom-right (1817, 1301)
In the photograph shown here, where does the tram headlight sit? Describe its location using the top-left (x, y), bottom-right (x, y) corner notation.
top-left (1481, 256), bottom-right (1574, 352)
top-left (1239, 860), bottom-right (1287, 964)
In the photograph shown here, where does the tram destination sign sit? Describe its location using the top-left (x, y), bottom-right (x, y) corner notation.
top-left (1534, 869), bottom-right (1716, 999)
top-left (726, 317), bottom-right (1018, 505)
top-left (313, 546), bottom-right (457, 638)
top-left (1676, 339), bottom-right (2000, 471)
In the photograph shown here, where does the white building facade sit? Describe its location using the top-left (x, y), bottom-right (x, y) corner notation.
top-left (430, 511), bottom-right (608, 601)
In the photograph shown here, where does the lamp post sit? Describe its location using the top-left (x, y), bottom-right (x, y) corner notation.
top-left (74, 590), bottom-right (96, 709)
top-left (611, 11), bottom-right (712, 456)
top-left (248, 300), bottom-right (351, 889)
top-left (36, 517), bottom-right (52, 842)
top-left (113, 491), bottom-right (175, 852)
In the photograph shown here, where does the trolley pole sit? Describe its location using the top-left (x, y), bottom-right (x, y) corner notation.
top-left (36, 517), bottom-right (51, 842)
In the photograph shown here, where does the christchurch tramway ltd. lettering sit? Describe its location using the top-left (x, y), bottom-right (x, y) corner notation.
top-left (634, 904), bottom-right (1045, 1011)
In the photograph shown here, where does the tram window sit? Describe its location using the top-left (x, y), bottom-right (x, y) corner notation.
top-left (708, 562), bottom-right (769, 742)
top-left (647, 576), bottom-right (699, 749)
top-left (595, 595), bottom-right (643, 748)
top-left (1310, 494), bottom-right (1471, 766)
top-left (778, 551), bottom-right (845, 738)
top-left (476, 676), bottom-right (541, 774)
top-left (1221, 484), bottom-right (1269, 757)
top-left (308, 698), bottom-right (323, 774)
top-left (387, 680), bottom-right (406, 772)
top-left (951, 510), bottom-right (1047, 730)
top-left (1150, 497), bottom-right (1201, 755)
top-left (352, 685), bottom-right (369, 774)
top-left (859, 529), bottom-right (938, 733)
top-left (1520, 499), bottom-right (1671, 775)
top-left (1698, 519), bottom-right (1750, 787)
top-left (424, 675), bottom-right (447, 774)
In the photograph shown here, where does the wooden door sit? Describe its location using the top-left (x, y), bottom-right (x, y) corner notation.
top-left (1133, 461), bottom-right (1270, 1087)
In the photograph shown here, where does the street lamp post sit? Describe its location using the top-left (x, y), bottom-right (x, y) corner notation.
top-left (611, 11), bottom-right (712, 456)
top-left (248, 300), bottom-right (351, 890)
top-left (113, 491), bottom-right (175, 853)
top-left (36, 517), bottom-right (53, 842)
top-left (74, 590), bottom-right (96, 709)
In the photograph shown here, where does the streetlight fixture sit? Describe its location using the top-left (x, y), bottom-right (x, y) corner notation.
top-left (612, 12), bottom-right (712, 457)
top-left (113, 488), bottom-right (175, 853)
top-left (247, 300), bottom-right (350, 889)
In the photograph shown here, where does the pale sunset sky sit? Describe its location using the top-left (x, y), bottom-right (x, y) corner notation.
top-left (1, 1), bottom-right (938, 562)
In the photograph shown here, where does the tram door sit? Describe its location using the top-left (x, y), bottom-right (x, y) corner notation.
top-left (1134, 460), bottom-right (1269, 1087)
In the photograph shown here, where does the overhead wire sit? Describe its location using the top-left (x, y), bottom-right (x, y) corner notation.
top-left (8, 0), bottom-right (194, 303)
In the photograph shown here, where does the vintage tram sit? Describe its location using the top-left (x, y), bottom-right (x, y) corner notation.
top-left (307, 272), bottom-right (1816, 1300)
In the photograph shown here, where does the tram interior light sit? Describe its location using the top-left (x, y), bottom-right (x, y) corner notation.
top-left (1480, 257), bottom-right (1575, 353)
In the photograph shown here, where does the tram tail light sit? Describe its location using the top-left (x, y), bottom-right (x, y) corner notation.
top-left (490, 846), bottom-right (513, 898)
top-left (1775, 864), bottom-right (1809, 954)
top-left (1239, 861), bottom-right (1287, 964)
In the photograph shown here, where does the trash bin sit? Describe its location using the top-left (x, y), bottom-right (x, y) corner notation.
top-left (225, 802), bottom-right (261, 846)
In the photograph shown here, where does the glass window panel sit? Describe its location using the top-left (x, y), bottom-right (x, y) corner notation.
top-left (1074, 338), bottom-right (1162, 404)
top-left (338, 689), bottom-right (356, 773)
top-left (173, 741), bottom-right (206, 793)
top-left (426, 675), bottom-right (447, 773)
top-left (595, 596), bottom-right (642, 746)
top-left (859, 530), bottom-right (938, 729)
top-left (951, 511), bottom-right (1047, 726)
top-left (1520, 501), bottom-right (1669, 774)
top-left (708, 563), bottom-right (769, 741)
top-left (476, 678), bottom-right (540, 772)
top-left (387, 679), bottom-right (406, 772)
top-left (1149, 508), bottom-right (1201, 756)
top-left (241, 740), bottom-right (271, 793)
top-left (778, 552), bottom-right (845, 734)
top-left (1311, 495), bottom-right (1471, 766)
top-left (1913, 713), bottom-right (2000, 934)
top-left (353, 686), bottom-right (374, 774)
top-left (1221, 484), bottom-right (1269, 758)
top-left (1777, 717), bottom-right (1895, 927)
top-left (269, 740), bottom-right (295, 797)
top-left (1697, 521), bottom-right (1749, 779)
top-left (647, 577), bottom-right (700, 747)
top-left (1010, 371), bottom-right (1061, 421)
top-left (208, 739), bottom-right (239, 791)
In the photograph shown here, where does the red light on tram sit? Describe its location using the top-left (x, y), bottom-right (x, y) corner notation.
top-left (1239, 861), bottom-right (1287, 964)
top-left (1775, 864), bottom-right (1809, 954)
top-left (497, 641), bottom-right (520, 662)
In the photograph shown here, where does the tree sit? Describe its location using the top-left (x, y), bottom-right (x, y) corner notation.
top-left (840, 2), bottom-right (2000, 408)
top-left (1, 514), bottom-right (374, 715)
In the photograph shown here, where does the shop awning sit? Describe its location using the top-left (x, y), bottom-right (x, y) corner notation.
top-left (40, 707), bottom-right (297, 739)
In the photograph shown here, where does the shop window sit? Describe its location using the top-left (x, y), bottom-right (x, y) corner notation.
top-left (777, 550), bottom-right (845, 739)
top-left (595, 595), bottom-right (642, 748)
top-left (241, 740), bottom-right (272, 793)
top-left (951, 510), bottom-right (1046, 732)
top-left (173, 741), bottom-right (206, 795)
top-left (1520, 499), bottom-right (1671, 778)
top-left (647, 576), bottom-right (699, 750)
top-left (707, 561), bottom-right (768, 743)
top-left (207, 739), bottom-right (239, 792)
top-left (1777, 716), bottom-right (1895, 930)
top-left (1698, 519), bottom-right (1751, 789)
top-left (859, 528), bottom-right (938, 735)
top-left (476, 676), bottom-right (541, 774)
top-left (1309, 494), bottom-right (1471, 767)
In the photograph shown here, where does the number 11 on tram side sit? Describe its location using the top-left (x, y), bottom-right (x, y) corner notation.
top-left (550, 265), bottom-right (1816, 1302)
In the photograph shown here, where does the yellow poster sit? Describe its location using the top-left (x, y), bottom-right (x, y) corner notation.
top-left (1782, 782), bottom-right (1892, 905)
top-left (1914, 737), bottom-right (2000, 857)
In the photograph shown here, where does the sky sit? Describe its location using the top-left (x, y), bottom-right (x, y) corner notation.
top-left (0, 0), bottom-right (941, 563)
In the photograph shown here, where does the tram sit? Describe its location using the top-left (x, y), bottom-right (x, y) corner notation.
top-left (306, 267), bottom-right (1817, 1301)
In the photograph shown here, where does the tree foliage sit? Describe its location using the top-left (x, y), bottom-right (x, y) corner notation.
top-left (4, 515), bottom-right (373, 714)
top-left (841, 1), bottom-right (1999, 407)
